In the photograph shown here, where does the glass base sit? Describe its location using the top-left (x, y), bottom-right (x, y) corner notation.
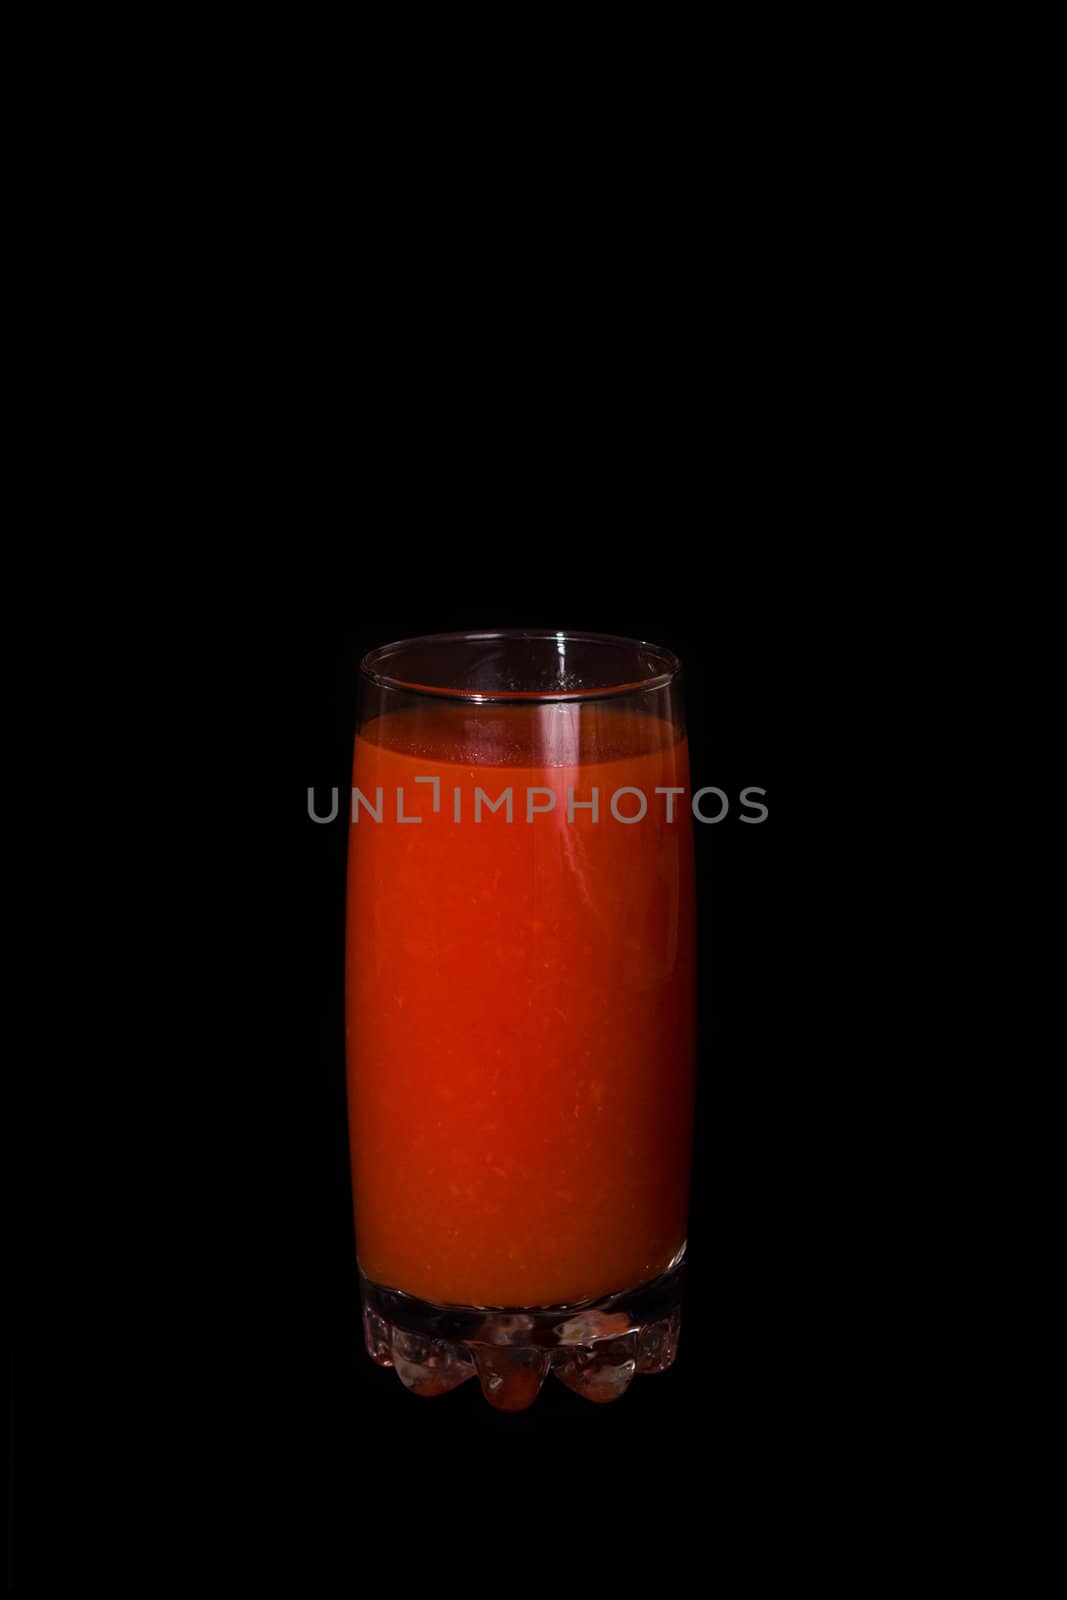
top-left (359, 1259), bottom-right (684, 1411)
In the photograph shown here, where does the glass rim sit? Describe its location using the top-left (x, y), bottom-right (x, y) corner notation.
top-left (359, 629), bottom-right (683, 704)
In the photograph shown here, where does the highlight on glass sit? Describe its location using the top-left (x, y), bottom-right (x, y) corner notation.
top-left (345, 630), bottom-right (697, 1410)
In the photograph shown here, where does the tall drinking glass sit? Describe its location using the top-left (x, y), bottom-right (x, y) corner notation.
top-left (346, 630), bottom-right (696, 1410)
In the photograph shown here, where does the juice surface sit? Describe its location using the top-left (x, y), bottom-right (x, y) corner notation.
top-left (346, 702), bottom-right (696, 1308)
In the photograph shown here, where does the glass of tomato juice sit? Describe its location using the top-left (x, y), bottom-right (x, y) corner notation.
top-left (346, 630), bottom-right (696, 1410)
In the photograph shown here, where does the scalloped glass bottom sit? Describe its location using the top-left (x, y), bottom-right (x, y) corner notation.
top-left (359, 1258), bottom-right (684, 1411)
